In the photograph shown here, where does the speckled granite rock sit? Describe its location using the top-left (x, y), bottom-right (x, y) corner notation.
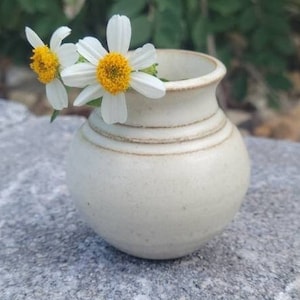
top-left (0, 100), bottom-right (299, 300)
top-left (0, 99), bottom-right (32, 132)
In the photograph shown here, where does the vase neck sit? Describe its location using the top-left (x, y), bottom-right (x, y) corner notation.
top-left (108, 83), bottom-right (220, 128)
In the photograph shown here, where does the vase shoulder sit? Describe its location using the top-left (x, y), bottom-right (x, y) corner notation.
top-left (80, 107), bottom-right (234, 155)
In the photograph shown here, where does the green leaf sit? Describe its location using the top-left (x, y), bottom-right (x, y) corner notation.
top-left (208, 0), bottom-right (243, 16)
top-left (32, 17), bottom-right (57, 38)
top-left (207, 17), bottom-right (235, 33)
top-left (239, 7), bottom-right (257, 32)
top-left (17, 0), bottom-right (37, 14)
top-left (1, 0), bottom-right (22, 30)
top-left (32, 14), bottom-right (67, 38)
top-left (192, 17), bottom-right (207, 50)
top-left (110, 0), bottom-right (147, 18)
top-left (266, 74), bottom-right (292, 91)
top-left (86, 98), bottom-right (102, 107)
top-left (261, 0), bottom-right (285, 15)
top-left (267, 93), bottom-right (280, 110)
top-left (154, 6), bottom-right (183, 48)
top-left (34, 0), bottom-right (49, 13)
top-left (50, 110), bottom-right (60, 123)
top-left (252, 28), bottom-right (269, 51)
top-left (232, 71), bottom-right (248, 102)
top-left (217, 46), bottom-right (232, 69)
top-left (249, 52), bottom-right (287, 73)
top-left (17, 0), bottom-right (48, 14)
top-left (141, 63), bottom-right (158, 76)
top-left (184, 0), bottom-right (198, 14)
top-left (130, 15), bottom-right (152, 47)
top-left (156, 0), bottom-right (182, 14)
top-left (263, 15), bottom-right (290, 36)
top-left (272, 37), bottom-right (294, 56)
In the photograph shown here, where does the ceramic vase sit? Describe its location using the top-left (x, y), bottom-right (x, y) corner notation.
top-left (66, 49), bottom-right (250, 259)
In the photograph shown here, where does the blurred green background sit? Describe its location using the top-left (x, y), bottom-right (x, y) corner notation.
top-left (1, 0), bottom-right (300, 109)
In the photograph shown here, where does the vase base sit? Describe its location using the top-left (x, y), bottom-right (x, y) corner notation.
top-left (104, 230), bottom-right (223, 260)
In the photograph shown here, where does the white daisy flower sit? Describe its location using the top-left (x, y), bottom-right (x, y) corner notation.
top-left (25, 26), bottom-right (79, 110)
top-left (61, 14), bottom-right (166, 124)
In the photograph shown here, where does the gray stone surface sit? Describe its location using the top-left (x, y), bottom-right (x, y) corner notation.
top-left (0, 99), bottom-right (32, 132)
top-left (0, 99), bottom-right (299, 300)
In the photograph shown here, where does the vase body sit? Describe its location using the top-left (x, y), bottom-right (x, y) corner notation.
top-left (66, 50), bottom-right (250, 259)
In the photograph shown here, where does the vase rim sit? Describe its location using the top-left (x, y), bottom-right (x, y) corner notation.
top-left (156, 49), bottom-right (226, 91)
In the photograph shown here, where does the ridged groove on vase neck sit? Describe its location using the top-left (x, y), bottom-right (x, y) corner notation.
top-left (80, 108), bottom-right (234, 155)
top-left (88, 107), bottom-right (226, 144)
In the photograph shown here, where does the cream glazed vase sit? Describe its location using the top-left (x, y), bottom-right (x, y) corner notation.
top-left (66, 49), bottom-right (250, 260)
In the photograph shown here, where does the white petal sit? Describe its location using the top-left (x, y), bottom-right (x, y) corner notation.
top-left (129, 44), bottom-right (157, 70)
top-left (107, 15), bottom-right (131, 54)
top-left (57, 43), bottom-right (79, 68)
top-left (101, 93), bottom-right (127, 124)
top-left (25, 27), bottom-right (44, 48)
top-left (50, 26), bottom-right (71, 52)
top-left (45, 79), bottom-right (68, 110)
top-left (61, 63), bottom-right (97, 88)
top-left (77, 37), bottom-right (107, 65)
top-left (130, 72), bottom-right (166, 99)
top-left (73, 84), bottom-right (104, 106)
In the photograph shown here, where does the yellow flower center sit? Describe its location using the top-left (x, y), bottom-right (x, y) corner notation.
top-left (30, 46), bottom-right (59, 84)
top-left (96, 52), bottom-right (131, 95)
